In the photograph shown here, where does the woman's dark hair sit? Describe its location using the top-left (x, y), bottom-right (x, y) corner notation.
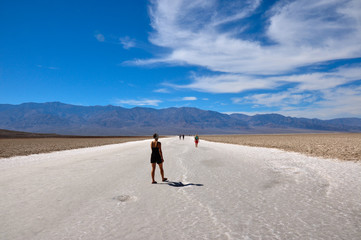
top-left (153, 133), bottom-right (159, 139)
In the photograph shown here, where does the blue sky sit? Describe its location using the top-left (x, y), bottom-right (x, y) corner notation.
top-left (1, 0), bottom-right (361, 119)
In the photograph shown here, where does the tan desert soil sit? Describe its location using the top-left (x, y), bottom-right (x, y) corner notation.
top-left (0, 137), bottom-right (150, 158)
top-left (202, 133), bottom-right (361, 162)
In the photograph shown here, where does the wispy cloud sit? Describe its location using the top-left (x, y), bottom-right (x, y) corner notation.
top-left (168, 74), bottom-right (277, 93)
top-left (116, 99), bottom-right (162, 106)
top-left (95, 32), bottom-right (136, 49)
top-left (36, 65), bottom-right (59, 70)
top-left (233, 84), bottom-right (361, 119)
top-left (182, 96), bottom-right (197, 101)
top-left (119, 36), bottom-right (136, 49)
top-left (94, 33), bottom-right (105, 42)
top-left (166, 65), bottom-right (361, 93)
top-left (143, 0), bottom-right (361, 74)
top-left (154, 88), bottom-right (170, 93)
top-left (233, 91), bottom-right (318, 108)
top-left (311, 85), bottom-right (361, 118)
top-left (135, 0), bottom-right (361, 117)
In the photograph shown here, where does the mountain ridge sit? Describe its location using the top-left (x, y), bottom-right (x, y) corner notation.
top-left (0, 102), bottom-right (360, 135)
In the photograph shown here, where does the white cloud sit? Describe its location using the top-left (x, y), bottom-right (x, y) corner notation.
top-left (138, 0), bottom-right (361, 117)
top-left (95, 33), bottom-right (105, 42)
top-left (36, 65), bottom-right (59, 70)
top-left (267, 0), bottom-right (361, 49)
top-left (119, 36), bottom-right (136, 49)
top-left (116, 99), bottom-right (162, 106)
top-left (277, 66), bottom-right (361, 91)
top-left (309, 86), bottom-right (361, 118)
top-left (233, 85), bottom-right (361, 119)
top-left (154, 88), bottom-right (170, 93)
top-left (94, 33), bottom-right (137, 49)
top-left (168, 65), bottom-right (361, 94)
top-left (233, 91), bottom-right (317, 107)
top-left (168, 74), bottom-right (278, 93)
top-left (182, 96), bottom-right (197, 101)
top-left (140, 0), bottom-right (361, 75)
top-left (210, 0), bottom-right (262, 27)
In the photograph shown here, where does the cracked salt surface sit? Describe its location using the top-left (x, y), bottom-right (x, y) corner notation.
top-left (1, 137), bottom-right (360, 239)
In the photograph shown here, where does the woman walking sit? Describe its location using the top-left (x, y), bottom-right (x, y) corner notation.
top-left (194, 134), bottom-right (199, 148)
top-left (150, 133), bottom-right (167, 184)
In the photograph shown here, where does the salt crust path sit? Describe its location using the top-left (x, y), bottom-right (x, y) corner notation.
top-left (1, 137), bottom-right (361, 240)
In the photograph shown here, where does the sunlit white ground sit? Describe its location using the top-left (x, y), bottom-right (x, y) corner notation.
top-left (1, 137), bottom-right (361, 240)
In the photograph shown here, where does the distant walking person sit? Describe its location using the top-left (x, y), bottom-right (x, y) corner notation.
top-left (182, 134), bottom-right (185, 140)
top-left (150, 133), bottom-right (167, 184)
top-left (194, 134), bottom-right (199, 147)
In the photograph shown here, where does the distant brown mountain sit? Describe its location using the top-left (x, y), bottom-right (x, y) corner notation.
top-left (0, 102), bottom-right (360, 136)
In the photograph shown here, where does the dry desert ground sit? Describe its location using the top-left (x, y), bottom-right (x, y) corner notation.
top-left (0, 137), bottom-right (150, 158)
top-left (202, 133), bottom-right (361, 162)
top-left (1, 133), bottom-right (360, 162)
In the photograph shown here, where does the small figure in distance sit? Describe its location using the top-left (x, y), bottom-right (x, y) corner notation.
top-left (194, 134), bottom-right (199, 148)
top-left (179, 135), bottom-right (181, 140)
top-left (182, 134), bottom-right (185, 140)
top-left (150, 133), bottom-right (167, 184)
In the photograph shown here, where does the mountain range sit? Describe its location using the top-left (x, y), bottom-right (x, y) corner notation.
top-left (0, 102), bottom-right (360, 136)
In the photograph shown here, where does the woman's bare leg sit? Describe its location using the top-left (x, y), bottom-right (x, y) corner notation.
top-left (151, 163), bottom-right (157, 183)
top-left (158, 163), bottom-right (166, 181)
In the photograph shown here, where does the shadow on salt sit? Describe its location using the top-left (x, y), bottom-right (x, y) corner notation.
top-left (159, 181), bottom-right (204, 188)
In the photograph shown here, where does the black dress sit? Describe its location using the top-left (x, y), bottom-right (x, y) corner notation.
top-left (150, 142), bottom-right (162, 164)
